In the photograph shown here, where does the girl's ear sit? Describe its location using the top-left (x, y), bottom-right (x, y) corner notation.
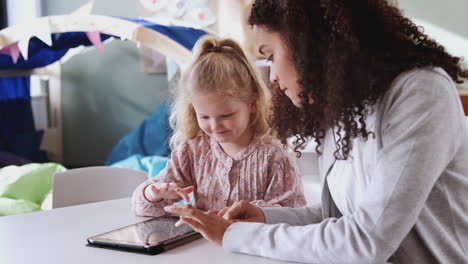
top-left (250, 102), bottom-right (257, 113)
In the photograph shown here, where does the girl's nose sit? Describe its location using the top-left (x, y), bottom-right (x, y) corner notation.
top-left (211, 119), bottom-right (222, 130)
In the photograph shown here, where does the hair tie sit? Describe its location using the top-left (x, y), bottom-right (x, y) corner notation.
top-left (210, 46), bottom-right (223, 53)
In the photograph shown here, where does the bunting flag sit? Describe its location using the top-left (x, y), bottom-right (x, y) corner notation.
top-left (11, 18), bottom-right (53, 61)
top-left (34, 18), bottom-right (53, 46)
top-left (71, 0), bottom-right (95, 15)
top-left (17, 38), bottom-right (31, 61)
top-left (139, 0), bottom-right (168, 13)
top-left (166, 0), bottom-right (187, 18)
top-left (152, 50), bottom-right (165, 66)
top-left (85, 31), bottom-right (104, 54)
top-left (0, 43), bottom-right (21, 64)
top-left (138, 0), bottom-right (216, 28)
top-left (183, 6), bottom-right (216, 28)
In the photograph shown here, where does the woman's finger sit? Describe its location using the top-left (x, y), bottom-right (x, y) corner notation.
top-left (217, 207), bottom-right (229, 217)
top-left (207, 209), bottom-right (220, 215)
top-left (175, 218), bottom-right (186, 227)
top-left (223, 201), bottom-right (246, 220)
top-left (164, 204), bottom-right (204, 220)
top-left (176, 216), bottom-right (203, 230)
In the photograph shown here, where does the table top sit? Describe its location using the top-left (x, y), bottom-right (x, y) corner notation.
top-left (0, 198), bottom-right (291, 264)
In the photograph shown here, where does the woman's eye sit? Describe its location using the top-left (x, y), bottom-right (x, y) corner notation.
top-left (201, 116), bottom-right (209, 120)
top-left (266, 55), bottom-right (274, 62)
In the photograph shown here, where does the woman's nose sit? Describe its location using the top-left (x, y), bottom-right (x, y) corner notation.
top-left (269, 69), bottom-right (279, 85)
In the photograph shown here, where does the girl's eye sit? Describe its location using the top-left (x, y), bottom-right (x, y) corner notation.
top-left (201, 116), bottom-right (209, 120)
top-left (221, 113), bottom-right (233, 118)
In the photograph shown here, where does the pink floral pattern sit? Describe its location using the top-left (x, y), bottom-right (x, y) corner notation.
top-left (132, 135), bottom-right (306, 217)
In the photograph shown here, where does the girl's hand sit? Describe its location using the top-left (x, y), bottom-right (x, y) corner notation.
top-left (220, 200), bottom-right (266, 223)
top-left (164, 204), bottom-right (232, 246)
top-left (144, 182), bottom-right (194, 203)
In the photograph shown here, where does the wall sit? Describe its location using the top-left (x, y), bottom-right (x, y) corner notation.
top-left (398, 0), bottom-right (468, 88)
top-left (398, 0), bottom-right (468, 42)
top-left (41, 0), bottom-right (170, 167)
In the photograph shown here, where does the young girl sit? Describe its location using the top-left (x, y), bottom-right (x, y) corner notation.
top-left (132, 35), bottom-right (306, 217)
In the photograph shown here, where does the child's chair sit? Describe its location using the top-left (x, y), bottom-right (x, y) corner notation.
top-left (52, 166), bottom-right (147, 208)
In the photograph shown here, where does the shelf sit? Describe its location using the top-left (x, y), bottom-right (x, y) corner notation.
top-left (459, 89), bottom-right (468, 115)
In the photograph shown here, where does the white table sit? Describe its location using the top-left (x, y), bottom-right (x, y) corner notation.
top-left (0, 198), bottom-right (293, 264)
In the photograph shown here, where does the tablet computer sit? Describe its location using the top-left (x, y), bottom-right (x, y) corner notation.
top-left (87, 216), bottom-right (202, 255)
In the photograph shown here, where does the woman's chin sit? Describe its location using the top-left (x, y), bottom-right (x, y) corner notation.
top-left (292, 100), bottom-right (304, 108)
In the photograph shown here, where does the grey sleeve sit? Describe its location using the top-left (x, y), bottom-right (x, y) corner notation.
top-left (262, 203), bottom-right (322, 225)
top-left (222, 70), bottom-right (463, 263)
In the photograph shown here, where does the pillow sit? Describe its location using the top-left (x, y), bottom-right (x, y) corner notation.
top-left (0, 163), bottom-right (66, 213)
top-left (0, 197), bottom-right (40, 216)
top-left (110, 154), bottom-right (168, 178)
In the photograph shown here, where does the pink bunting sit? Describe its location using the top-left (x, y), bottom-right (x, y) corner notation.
top-left (152, 50), bottom-right (166, 66)
top-left (0, 43), bottom-right (21, 64)
top-left (198, 12), bottom-right (206, 21)
top-left (85, 31), bottom-right (104, 54)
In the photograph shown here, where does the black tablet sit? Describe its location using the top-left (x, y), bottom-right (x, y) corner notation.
top-left (86, 216), bottom-right (202, 255)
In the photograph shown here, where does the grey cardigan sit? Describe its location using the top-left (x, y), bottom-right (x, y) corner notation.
top-left (222, 67), bottom-right (468, 264)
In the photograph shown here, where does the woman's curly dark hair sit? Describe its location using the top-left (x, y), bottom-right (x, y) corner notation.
top-left (249, 0), bottom-right (468, 159)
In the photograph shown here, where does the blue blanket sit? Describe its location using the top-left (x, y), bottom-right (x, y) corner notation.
top-left (107, 102), bottom-right (172, 177)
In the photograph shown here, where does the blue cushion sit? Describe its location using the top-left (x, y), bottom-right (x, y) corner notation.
top-left (106, 102), bottom-right (172, 165)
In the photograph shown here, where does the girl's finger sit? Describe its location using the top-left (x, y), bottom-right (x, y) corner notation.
top-left (182, 185), bottom-right (195, 193)
top-left (173, 188), bottom-right (190, 202)
top-left (181, 186), bottom-right (195, 202)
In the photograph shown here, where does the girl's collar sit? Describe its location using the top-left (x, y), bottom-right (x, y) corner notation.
top-left (209, 134), bottom-right (259, 162)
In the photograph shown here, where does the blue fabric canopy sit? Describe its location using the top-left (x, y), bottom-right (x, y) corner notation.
top-left (0, 17), bottom-right (206, 70)
top-left (119, 18), bottom-right (206, 51)
top-left (0, 77), bottom-right (47, 163)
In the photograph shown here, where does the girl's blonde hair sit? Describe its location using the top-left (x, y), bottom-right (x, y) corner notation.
top-left (170, 35), bottom-right (274, 149)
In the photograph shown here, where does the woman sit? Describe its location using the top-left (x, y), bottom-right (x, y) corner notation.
top-left (165, 0), bottom-right (468, 263)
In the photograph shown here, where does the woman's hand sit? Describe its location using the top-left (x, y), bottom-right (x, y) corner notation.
top-left (144, 182), bottom-right (194, 203)
top-left (218, 200), bottom-right (266, 223)
top-left (164, 204), bottom-right (232, 246)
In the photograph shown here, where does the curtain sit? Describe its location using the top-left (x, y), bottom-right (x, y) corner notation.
top-left (0, 77), bottom-right (47, 163)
